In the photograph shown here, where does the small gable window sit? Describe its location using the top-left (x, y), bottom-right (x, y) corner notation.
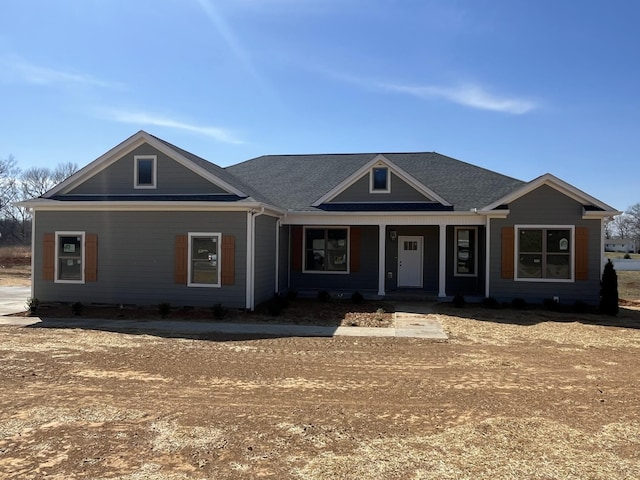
top-left (370, 166), bottom-right (390, 193)
top-left (134, 155), bottom-right (157, 189)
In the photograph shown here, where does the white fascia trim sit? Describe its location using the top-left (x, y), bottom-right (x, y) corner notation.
top-left (312, 154), bottom-right (451, 207)
top-left (45, 130), bottom-right (247, 198)
top-left (582, 208), bottom-right (622, 219)
top-left (20, 200), bottom-right (284, 215)
top-left (480, 173), bottom-right (618, 213)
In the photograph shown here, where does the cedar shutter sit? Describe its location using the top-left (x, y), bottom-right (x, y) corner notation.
top-left (350, 227), bottom-right (361, 272)
top-left (85, 234), bottom-right (98, 282)
top-left (501, 226), bottom-right (515, 279)
top-left (575, 227), bottom-right (589, 281)
top-left (43, 233), bottom-right (55, 281)
top-left (174, 235), bottom-right (188, 284)
top-left (221, 235), bottom-right (235, 286)
top-left (291, 226), bottom-right (303, 272)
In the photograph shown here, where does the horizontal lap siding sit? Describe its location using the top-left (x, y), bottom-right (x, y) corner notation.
top-left (33, 210), bottom-right (247, 308)
top-left (330, 174), bottom-right (430, 203)
top-left (254, 216), bottom-right (277, 306)
top-left (489, 185), bottom-right (601, 304)
top-left (68, 144), bottom-right (227, 195)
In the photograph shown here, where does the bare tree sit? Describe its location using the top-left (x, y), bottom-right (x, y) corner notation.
top-left (612, 214), bottom-right (634, 239)
top-left (626, 203), bottom-right (640, 248)
top-left (0, 155), bottom-right (20, 218)
top-left (20, 162), bottom-right (78, 199)
top-left (603, 216), bottom-right (615, 239)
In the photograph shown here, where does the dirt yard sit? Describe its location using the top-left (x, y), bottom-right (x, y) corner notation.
top-left (0, 304), bottom-right (639, 479)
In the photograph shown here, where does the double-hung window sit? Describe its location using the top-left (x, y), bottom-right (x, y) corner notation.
top-left (56, 232), bottom-right (84, 283)
top-left (304, 227), bottom-right (349, 273)
top-left (134, 155), bottom-right (157, 189)
top-left (517, 226), bottom-right (573, 280)
top-left (188, 233), bottom-right (221, 287)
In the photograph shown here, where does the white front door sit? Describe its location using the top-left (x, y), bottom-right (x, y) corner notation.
top-left (398, 236), bottom-right (423, 287)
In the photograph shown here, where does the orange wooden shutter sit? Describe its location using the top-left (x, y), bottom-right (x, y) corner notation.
top-left (221, 235), bottom-right (235, 286)
top-left (175, 235), bottom-right (188, 284)
top-left (43, 233), bottom-right (55, 281)
top-left (575, 227), bottom-right (588, 280)
top-left (350, 227), bottom-right (361, 272)
top-left (85, 234), bottom-right (98, 282)
top-left (291, 226), bottom-right (303, 272)
top-left (501, 226), bottom-right (514, 279)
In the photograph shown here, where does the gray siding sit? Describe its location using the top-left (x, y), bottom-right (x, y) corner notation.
top-left (254, 215), bottom-right (277, 305)
top-left (290, 226), bottom-right (379, 292)
top-left (385, 226), bottom-right (439, 292)
top-left (489, 185), bottom-right (602, 304)
top-left (278, 225), bottom-right (290, 293)
top-left (68, 144), bottom-right (228, 195)
top-left (33, 210), bottom-right (247, 308)
top-left (330, 173), bottom-right (431, 203)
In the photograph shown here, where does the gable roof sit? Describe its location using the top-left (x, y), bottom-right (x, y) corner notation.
top-left (44, 130), bottom-right (249, 199)
top-left (227, 152), bottom-right (525, 211)
top-left (479, 173), bottom-right (620, 215)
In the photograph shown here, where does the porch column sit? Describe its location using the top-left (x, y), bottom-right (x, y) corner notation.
top-left (378, 224), bottom-right (386, 296)
top-left (438, 223), bottom-right (447, 298)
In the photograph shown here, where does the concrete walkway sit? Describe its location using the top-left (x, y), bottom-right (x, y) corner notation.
top-left (0, 288), bottom-right (447, 340)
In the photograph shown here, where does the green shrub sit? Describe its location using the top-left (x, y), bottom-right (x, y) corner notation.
top-left (351, 291), bottom-right (364, 304)
top-left (543, 298), bottom-right (560, 311)
top-left (511, 298), bottom-right (528, 310)
top-left (286, 289), bottom-right (298, 301)
top-left (317, 290), bottom-right (331, 303)
top-left (452, 294), bottom-right (465, 308)
top-left (158, 302), bottom-right (171, 318)
top-left (624, 253), bottom-right (631, 259)
top-left (267, 294), bottom-right (288, 316)
top-left (71, 302), bottom-right (83, 316)
top-left (212, 303), bottom-right (226, 319)
top-left (599, 259), bottom-right (619, 316)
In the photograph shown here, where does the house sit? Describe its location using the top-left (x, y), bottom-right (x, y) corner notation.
top-left (19, 130), bottom-right (620, 310)
top-left (604, 238), bottom-right (637, 253)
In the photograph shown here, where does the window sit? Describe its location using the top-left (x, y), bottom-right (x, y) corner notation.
top-left (370, 166), bottom-right (390, 193)
top-left (134, 155), bottom-right (157, 189)
top-left (455, 227), bottom-right (477, 276)
top-left (517, 226), bottom-right (572, 280)
top-left (56, 232), bottom-right (84, 283)
top-left (188, 233), bottom-right (221, 287)
top-left (304, 227), bottom-right (349, 273)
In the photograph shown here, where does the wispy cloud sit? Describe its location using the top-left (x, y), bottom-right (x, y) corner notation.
top-left (382, 83), bottom-right (538, 115)
top-left (104, 109), bottom-right (244, 144)
top-left (324, 70), bottom-right (537, 115)
top-left (1, 55), bottom-right (121, 89)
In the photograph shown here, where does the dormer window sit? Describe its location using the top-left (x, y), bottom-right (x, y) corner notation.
top-left (370, 166), bottom-right (390, 193)
top-left (134, 155), bottom-right (157, 189)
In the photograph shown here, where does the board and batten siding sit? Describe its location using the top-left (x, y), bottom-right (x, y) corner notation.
top-left (253, 215), bottom-right (277, 306)
top-left (329, 173), bottom-right (431, 203)
top-left (68, 144), bottom-right (228, 195)
top-left (33, 210), bottom-right (247, 308)
top-left (489, 185), bottom-right (602, 304)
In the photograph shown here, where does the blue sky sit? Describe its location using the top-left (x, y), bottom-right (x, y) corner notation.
top-left (1, 0), bottom-right (638, 210)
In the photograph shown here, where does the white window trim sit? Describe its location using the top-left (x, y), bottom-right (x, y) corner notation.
top-left (369, 165), bottom-right (391, 194)
top-left (302, 226), bottom-right (350, 274)
top-left (188, 232), bottom-right (222, 287)
top-left (134, 155), bottom-right (157, 189)
top-left (454, 226), bottom-right (478, 277)
top-left (55, 231), bottom-right (85, 284)
top-left (514, 224), bottom-right (575, 283)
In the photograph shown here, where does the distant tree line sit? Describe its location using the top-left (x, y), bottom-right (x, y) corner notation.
top-left (604, 204), bottom-right (640, 252)
top-left (0, 154), bottom-right (78, 245)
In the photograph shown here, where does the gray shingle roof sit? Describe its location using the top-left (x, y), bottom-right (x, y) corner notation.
top-left (226, 152), bottom-right (525, 211)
